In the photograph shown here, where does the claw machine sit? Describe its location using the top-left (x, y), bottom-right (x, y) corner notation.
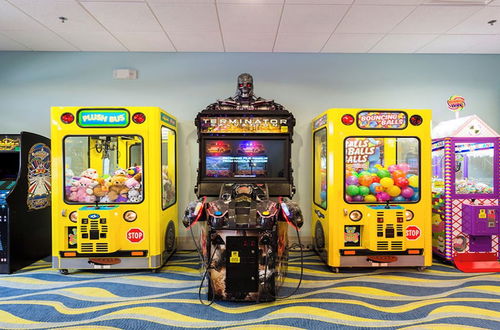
top-left (51, 107), bottom-right (178, 274)
top-left (432, 115), bottom-right (500, 272)
top-left (312, 109), bottom-right (432, 271)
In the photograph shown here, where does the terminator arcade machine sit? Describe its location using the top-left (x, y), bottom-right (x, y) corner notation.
top-left (183, 73), bottom-right (303, 302)
top-left (0, 132), bottom-right (51, 274)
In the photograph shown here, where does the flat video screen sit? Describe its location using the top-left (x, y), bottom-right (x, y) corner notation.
top-left (0, 152), bottom-right (19, 183)
top-left (204, 139), bottom-right (287, 179)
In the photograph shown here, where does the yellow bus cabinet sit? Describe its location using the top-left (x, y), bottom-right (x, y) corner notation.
top-left (312, 109), bottom-right (432, 271)
top-left (51, 107), bottom-right (178, 273)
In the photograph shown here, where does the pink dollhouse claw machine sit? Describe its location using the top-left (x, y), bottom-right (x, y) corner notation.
top-left (432, 115), bottom-right (500, 272)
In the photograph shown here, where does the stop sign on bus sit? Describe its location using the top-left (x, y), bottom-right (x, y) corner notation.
top-left (406, 225), bottom-right (421, 240)
top-left (127, 228), bottom-right (144, 243)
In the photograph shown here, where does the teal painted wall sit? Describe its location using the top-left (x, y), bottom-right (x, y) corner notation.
top-left (1, 52), bottom-right (499, 246)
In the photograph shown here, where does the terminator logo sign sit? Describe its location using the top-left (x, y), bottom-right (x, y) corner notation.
top-left (200, 117), bottom-right (288, 133)
top-left (357, 111), bottom-right (407, 129)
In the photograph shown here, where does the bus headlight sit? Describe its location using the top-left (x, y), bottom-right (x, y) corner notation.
top-left (349, 210), bottom-right (362, 221)
top-left (124, 210), bottom-right (137, 222)
top-left (405, 210), bottom-right (414, 221)
top-left (69, 211), bottom-right (78, 223)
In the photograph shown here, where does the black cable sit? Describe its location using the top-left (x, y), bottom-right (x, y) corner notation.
top-left (263, 225), bottom-right (304, 300)
top-left (275, 226), bottom-right (303, 300)
top-left (198, 244), bottom-right (219, 306)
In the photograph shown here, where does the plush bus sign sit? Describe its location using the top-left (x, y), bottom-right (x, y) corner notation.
top-left (77, 109), bottom-right (129, 128)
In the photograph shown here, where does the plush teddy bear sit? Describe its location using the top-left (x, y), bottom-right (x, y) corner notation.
top-left (81, 168), bottom-right (99, 180)
top-left (68, 176), bottom-right (97, 203)
top-left (106, 174), bottom-right (129, 202)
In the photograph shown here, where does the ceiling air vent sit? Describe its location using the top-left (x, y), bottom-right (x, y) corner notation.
top-left (424, 0), bottom-right (492, 5)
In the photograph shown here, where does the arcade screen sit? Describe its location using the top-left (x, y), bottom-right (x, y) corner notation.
top-left (203, 139), bottom-right (287, 179)
top-left (0, 152), bottom-right (19, 187)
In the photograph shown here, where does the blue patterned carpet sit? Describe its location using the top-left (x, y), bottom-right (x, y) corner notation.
top-left (0, 251), bottom-right (499, 329)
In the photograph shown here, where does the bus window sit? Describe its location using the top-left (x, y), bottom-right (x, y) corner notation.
top-left (63, 135), bottom-right (143, 204)
top-left (162, 127), bottom-right (176, 209)
top-left (314, 128), bottom-right (327, 209)
top-left (344, 137), bottom-right (420, 203)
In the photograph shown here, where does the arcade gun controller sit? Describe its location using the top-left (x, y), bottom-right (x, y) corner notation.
top-left (183, 183), bottom-right (303, 302)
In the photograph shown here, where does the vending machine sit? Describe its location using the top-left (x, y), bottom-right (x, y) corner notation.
top-left (51, 107), bottom-right (178, 273)
top-left (312, 109), bottom-right (432, 271)
top-left (0, 132), bottom-right (51, 273)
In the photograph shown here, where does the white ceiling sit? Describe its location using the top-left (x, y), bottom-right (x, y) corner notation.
top-left (0, 0), bottom-right (499, 53)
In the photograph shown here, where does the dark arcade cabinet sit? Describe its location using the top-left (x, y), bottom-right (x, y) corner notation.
top-left (0, 132), bottom-right (51, 274)
top-left (184, 73), bottom-right (303, 302)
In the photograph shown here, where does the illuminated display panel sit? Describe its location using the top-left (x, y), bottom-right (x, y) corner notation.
top-left (203, 139), bottom-right (287, 179)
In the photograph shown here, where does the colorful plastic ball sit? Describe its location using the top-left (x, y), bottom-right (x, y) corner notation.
top-left (320, 191), bottom-right (327, 201)
top-left (358, 175), bottom-right (373, 187)
top-left (365, 194), bottom-right (377, 202)
top-left (374, 164), bottom-right (383, 169)
top-left (380, 177), bottom-right (394, 188)
top-left (352, 195), bottom-right (365, 202)
top-left (394, 177), bottom-right (409, 188)
top-left (406, 173), bottom-right (415, 178)
top-left (398, 163), bottom-right (410, 173)
top-left (377, 169), bottom-right (391, 179)
top-left (392, 196), bottom-right (406, 202)
top-left (391, 170), bottom-right (406, 179)
top-left (387, 164), bottom-right (399, 173)
top-left (371, 176), bottom-right (380, 183)
top-left (346, 185), bottom-right (360, 196)
top-left (321, 201), bottom-right (327, 208)
top-left (346, 175), bottom-right (359, 186)
top-left (345, 195), bottom-right (353, 202)
top-left (401, 187), bottom-right (415, 198)
top-left (358, 186), bottom-right (370, 196)
top-left (370, 183), bottom-right (383, 194)
top-left (368, 167), bottom-right (378, 173)
top-left (408, 175), bottom-right (419, 188)
top-left (376, 192), bottom-right (391, 202)
top-left (386, 185), bottom-right (401, 197)
top-left (359, 171), bottom-right (371, 177)
top-left (410, 192), bottom-right (419, 201)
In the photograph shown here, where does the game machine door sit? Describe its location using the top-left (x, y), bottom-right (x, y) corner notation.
top-left (0, 132), bottom-right (51, 274)
top-left (452, 139), bottom-right (500, 272)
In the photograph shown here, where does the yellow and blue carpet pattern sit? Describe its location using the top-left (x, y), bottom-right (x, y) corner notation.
top-left (0, 251), bottom-right (499, 329)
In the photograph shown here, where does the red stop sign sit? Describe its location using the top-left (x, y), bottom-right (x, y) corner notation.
top-left (127, 228), bottom-right (144, 243)
top-left (406, 225), bottom-right (421, 240)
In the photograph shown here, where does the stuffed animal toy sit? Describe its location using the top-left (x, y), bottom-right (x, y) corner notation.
top-left (81, 168), bottom-right (99, 180)
top-left (127, 166), bottom-right (142, 178)
top-left (68, 176), bottom-right (97, 203)
top-left (125, 172), bottom-right (142, 190)
top-left (127, 188), bottom-right (143, 203)
top-left (106, 174), bottom-right (129, 202)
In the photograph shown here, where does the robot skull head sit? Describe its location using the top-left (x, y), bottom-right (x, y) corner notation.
top-left (236, 73), bottom-right (254, 99)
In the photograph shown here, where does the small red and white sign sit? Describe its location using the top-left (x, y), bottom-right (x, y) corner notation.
top-left (406, 225), bottom-right (421, 240)
top-left (127, 228), bottom-right (144, 243)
